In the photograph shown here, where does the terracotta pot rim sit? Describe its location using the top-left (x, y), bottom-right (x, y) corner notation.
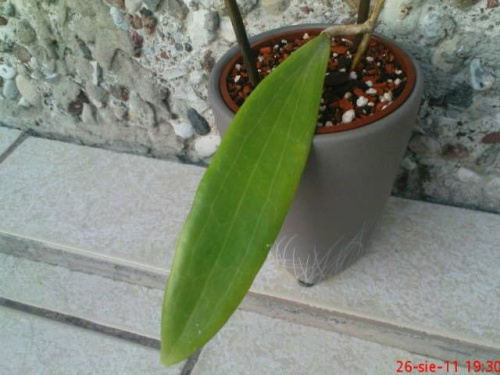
top-left (218, 26), bottom-right (417, 134)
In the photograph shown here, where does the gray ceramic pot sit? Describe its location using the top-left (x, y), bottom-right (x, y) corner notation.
top-left (208, 24), bottom-right (424, 285)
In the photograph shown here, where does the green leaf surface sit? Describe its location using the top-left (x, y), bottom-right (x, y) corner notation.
top-left (161, 33), bottom-right (331, 365)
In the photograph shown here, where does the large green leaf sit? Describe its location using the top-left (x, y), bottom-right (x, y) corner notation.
top-left (161, 33), bottom-right (331, 365)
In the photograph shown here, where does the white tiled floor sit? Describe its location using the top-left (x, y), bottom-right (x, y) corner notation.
top-left (1, 137), bottom-right (498, 347)
top-left (193, 310), bottom-right (456, 375)
top-left (0, 306), bottom-right (183, 375)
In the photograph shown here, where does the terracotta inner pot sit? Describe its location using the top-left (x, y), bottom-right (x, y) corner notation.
top-left (219, 27), bottom-right (417, 134)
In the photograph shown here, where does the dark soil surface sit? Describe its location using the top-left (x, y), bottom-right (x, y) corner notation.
top-left (226, 33), bottom-right (408, 128)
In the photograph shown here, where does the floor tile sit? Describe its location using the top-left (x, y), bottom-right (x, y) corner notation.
top-left (0, 306), bottom-right (182, 375)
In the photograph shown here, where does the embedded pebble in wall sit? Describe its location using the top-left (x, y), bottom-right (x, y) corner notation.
top-left (15, 75), bottom-right (41, 108)
top-left (125, 0), bottom-right (142, 13)
top-left (143, 0), bottom-right (162, 11)
top-left (261, 0), bottom-right (292, 15)
top-left (106, 0), bottom-right (126, 10)
top-left (53, 79), bottom-right (81, 110)
top-left (91, 61), bottom-right (102, 86)
top-left (456, 167), bottom-right (482, 183)
top-left (470, 58), bottom-right (495, 91)
top-left (16, 20), bottom-right (37, 45)
top-left (0, 1), bottom-right (15, 17)
top-left (0, 15), bottom-right (8, 26)
top-left (476, 145), bottom-right (500, 167)
top-left (401, 157), bottom-right (417, 171)
top-left (208, 0), bottom-right (258, 15)
top-left (109, 100), bottom-right (129, 120)
top-left (187, 9), bottom-right (220, 48)
top-left (171, 119), bottom-right (195, 139)
top-left (0, 65), bottom-right (16, 80)
top-left (420, 11), bottom-right (456, 45)
top-left (85, 83), bottom-right (109, 108)
top-left (18, 97), bottom-right (31, 108)
top-left (111, 7), bottom-right (130, 31)
top-left (81, 103), bottom-right (96, 124)
top-left (187, 107), bottom-right (211, 135)
top-left (220, 17), bottom-right (237, 43)
top-left (195, 134), bottom-right (221, 158)
top-left (128, 92), bottom-right (156, 128)
top-left (2, 79), bottom-right (20, 100)
top-left (408, 135), bottom-right (441, 155)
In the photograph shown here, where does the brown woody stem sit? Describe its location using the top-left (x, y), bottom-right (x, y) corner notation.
top-left (224, 0), bottom-right (259, 87)
top-left (353, 0), bottom-right (371, 50)
top-left (322, 0), bottom-right (385, 71)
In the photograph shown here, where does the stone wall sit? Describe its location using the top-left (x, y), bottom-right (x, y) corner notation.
top-left (0, 0), bottom-right (499, 212)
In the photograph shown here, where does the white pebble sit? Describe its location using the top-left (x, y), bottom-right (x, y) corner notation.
top-left (258, 55), bottom-right (264, 62)
top-left (234, 75), bottom-right (241, 83)
top-left (394, 78), bottom-right (402, 86)
top-left (320, 105), bottom-right (326, 112)
top-left (0, 65), bottom-right (17, 80)
top-left (339, 68), bottom-right (346, 72)
top-left (395, 69), bottom-right (402, 75)
top-left (281, 39), bottom-right (288, 44)
top-left (325, 121), bottom-right (334, 127)
top-left (349, 71), bottom-right (357, 80)
top-left (344, 92), bottom-right (352, 99)
top-left (356, 96), bottom-right (369, 107)
top-left (365, 80), bottom-right (373, 87)
top-left (367, 102), bottom-right (375, 107)
top-left (235, 64), bottom-right (242, 71)
top-left (303, 33), bottom-right (310, 39)
top-left (274, 44), bottom-right (280, 50)
top-left (195, 134), bottom-right (221, 158)
top-left (333, 52), bottom-right (338, 57)
top-left (366, 56), bottom-right (374, 62)
top-left (317, 122), bottom-right (323, 127)
top-left (366, 88), bottom-right (377, 95)
top-left (342, 109), bottom-right (355, 124)
top-left (383, 91), bottom-right (393, 102)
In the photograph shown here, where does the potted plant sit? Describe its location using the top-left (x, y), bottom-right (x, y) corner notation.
top-left (161, 0), bottom-right (423, 365)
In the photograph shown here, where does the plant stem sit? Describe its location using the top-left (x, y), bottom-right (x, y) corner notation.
top-left (353, 0), bottom-right (371, 50)
top-left (322, 0), bottom-right (385, 71)
top-left (350, 0), bottom-right (385, 70)
top-left (224, 0), bottom-right (259, 87)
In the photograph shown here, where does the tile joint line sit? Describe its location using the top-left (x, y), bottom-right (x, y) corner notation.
top-left (0, 131), bottom-right (29, 164)
top-left (0, 297), bottom-right (160, 350)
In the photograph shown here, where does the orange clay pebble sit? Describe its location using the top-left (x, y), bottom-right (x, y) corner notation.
top-left (339, 99), bottom-right (354, 111)
top-left (331, 45), bottom-right (350, 54)
top-left (385, 64), bottom-right (395, 74)
top-left (353, 88), bottom-right (365, 97)
top-left (259, 47), bottom-right (272, 54)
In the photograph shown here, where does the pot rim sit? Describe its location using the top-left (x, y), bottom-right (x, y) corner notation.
top-left (216, 25), bottom-right (417, 134)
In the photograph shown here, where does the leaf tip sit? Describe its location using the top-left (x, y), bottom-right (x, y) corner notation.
top-left (160, 345), bottom-right (188, 367)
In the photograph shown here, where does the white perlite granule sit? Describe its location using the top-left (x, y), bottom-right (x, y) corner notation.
top-left (356, 96), bottom-right (369, 107)
top-left (342, 109), bottom-right (355, 123)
